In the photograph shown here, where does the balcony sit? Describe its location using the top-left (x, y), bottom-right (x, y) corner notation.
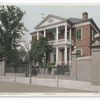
top-left (48, 39), bottom-right (71, 46)
top-left (48, 40), bottom-right (56, 45)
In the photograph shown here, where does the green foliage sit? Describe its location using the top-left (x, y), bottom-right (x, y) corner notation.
top-left (0, 5), bottom-right (25, 66)
top-left (0, 44), bottom-right (5, 61)
top-left (30, 37), bottom-right (53, 67)
top-left (54, 65), bottom-right (69, 75)
top-left (47, 63), bottom-right (55, 74)
top-left (18, 46), bottom-right (27, 62)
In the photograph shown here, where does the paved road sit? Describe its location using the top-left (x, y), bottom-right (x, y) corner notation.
top-left (0, 81), bottom-right (92, 93)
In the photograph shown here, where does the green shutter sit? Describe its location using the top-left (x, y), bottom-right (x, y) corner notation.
top-left (77, 28), bottom-right (81, 41)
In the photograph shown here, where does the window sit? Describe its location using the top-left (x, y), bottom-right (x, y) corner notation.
top-left (67, 29), bottom-right (70, 40)
top-left (67, 48), bottom-right (70, 61)
top-left (52, 32), bottom-right (56, 40)
top-left (76, 28), bottom-right (82, 41)
top-left (58, 30), bottom-right (64, 39)
top-left (92, 29), bottom-right (94, 41)
top-left (54, 54), bottom-right (56, 63)
top-left (76, 49), bottom-right (82, 57)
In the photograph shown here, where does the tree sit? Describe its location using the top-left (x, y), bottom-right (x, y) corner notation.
top-left (0, 5), bottom-right (26, 67)
top-left (30, 37), bottom-right (53, 73)
top-left (17, 46), bottom-right (27, 62)
top-left (0, 44), bottom-right (5, 61)
top-left (22, 35), bottom-right (32, 82)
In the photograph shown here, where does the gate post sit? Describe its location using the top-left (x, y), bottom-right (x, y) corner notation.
top-left (71, 50), bottom-right (77, 80)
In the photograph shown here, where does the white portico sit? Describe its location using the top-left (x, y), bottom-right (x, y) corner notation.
top-left (34, 14), bottom-right (72, 66)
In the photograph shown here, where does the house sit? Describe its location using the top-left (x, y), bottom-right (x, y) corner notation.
top-left (30, 12), bottom-right (100, 66)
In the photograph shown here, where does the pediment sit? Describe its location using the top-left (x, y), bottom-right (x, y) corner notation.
top-left (35, 14), bottom-right (67, 29)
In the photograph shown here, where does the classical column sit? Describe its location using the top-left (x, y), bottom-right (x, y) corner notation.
top-left (37, 31), bottom-right (39, 40)
top-left (64, 46), bottom-right (67, 65)
top-left (69, 28), bottom-right (72, 66)
top-left (65, 24), bottom-right (67, 41)
top-left (69, 47), bottom-right (72, 66)
top-left (70, 28), bottom-right (72, 42)
top-left (56, 27), bottom-right (58, 43)
top-left (56, 47), bottom-right (59, 65)
top-left (44, 29), bottom-right (46, 37)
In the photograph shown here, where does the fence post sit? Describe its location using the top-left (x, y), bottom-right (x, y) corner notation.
top-left (71, 50), bottom-right (77, 80)
top-left (91, 42), bottom-right (100, 85)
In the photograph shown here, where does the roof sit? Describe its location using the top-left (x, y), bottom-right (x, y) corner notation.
top-left (33, 14), bottom-right (100, 33)
top-left (90, 18), bottom-right (100, 33)
top-left (35, 14), bottom-right (67, 29)
top-left (67, 17), bottom-right (84, 24)
top-left (67, 17), bottom-right (100, 33)
top-left (30, 31), bottom-right (37, 35)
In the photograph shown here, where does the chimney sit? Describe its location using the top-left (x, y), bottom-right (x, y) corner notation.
top-left (82, 12), bottom-right (88, 20)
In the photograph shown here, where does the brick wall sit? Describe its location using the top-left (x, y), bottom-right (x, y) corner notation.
top-left (72, 24), bottom-right (91, 56)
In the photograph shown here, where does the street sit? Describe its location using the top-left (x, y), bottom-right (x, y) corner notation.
top-left (0, 81), bottom-right (92, 93)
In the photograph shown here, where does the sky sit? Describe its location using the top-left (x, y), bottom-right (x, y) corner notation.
top-left (17, 5), bottom-right (100, 41)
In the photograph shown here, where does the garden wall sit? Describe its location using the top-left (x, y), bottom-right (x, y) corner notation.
top-left (71, 56), bottom-right (91, 81)
top-left (0, 61), bottom-right (5, 76)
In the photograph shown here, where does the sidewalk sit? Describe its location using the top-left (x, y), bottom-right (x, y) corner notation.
top-left (0, 75), bottom-right (100, 92)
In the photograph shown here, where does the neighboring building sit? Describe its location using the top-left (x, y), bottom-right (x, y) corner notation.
top-left (30, 12), bottom-right (100, 66)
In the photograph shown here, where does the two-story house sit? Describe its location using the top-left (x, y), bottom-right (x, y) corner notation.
top-left (30, 12), bottom-right (100, 66)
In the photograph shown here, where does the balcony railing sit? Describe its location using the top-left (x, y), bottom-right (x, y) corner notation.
top-left (48, 39), bottom-right (71, 45)
top-left (58, 39), bottom-right (66, 45)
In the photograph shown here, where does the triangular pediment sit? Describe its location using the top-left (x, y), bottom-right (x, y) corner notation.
top-left (35, 14), bottom-right (67, 29)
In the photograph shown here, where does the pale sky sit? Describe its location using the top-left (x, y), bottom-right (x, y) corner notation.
top-left (17, 5), bottom-right (100, 41)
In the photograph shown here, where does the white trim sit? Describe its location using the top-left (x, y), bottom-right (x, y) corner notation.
top-left (44, 29), bottom-right (46, 37)
top-left (70, 28), bottom-right (72, 42)
top-left (77, 56), bottom-right (91, 61)
top-left (73, 22), bottom-right (91, 27)
top-left (64, 45), bottom-right (67, 64)
top-left (35, 14), bottom-right (67, 29)
top-left (48, 40), bottom-right (71, 47)
top-left (37, 22), bottom-right (67, 30)
top-left (94, 33), bottom-right (100, 39)
top-left (37, 31), bottom-right (39, 40)
top-left (65, 24), bottom-right (67, 42)
top-left (81, 28), bottom-right (83, 40)
top-left (90, 23), bottom-right (99, 33)
top-left (69, 47), bottom-right (72, 66)
top-left (56, 47), bottom-right (59, 65)
top-left (73, 21), bottom-right (100, 34)
top-left (91, 29), bottom-right (94, 41)
top-left (56, 26), bottom-right (58, 43)
top-left (76, 27), bottom-right (83, 41)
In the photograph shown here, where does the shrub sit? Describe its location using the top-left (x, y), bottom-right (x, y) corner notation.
top-left (54, 64), bottom-right (69, 75)
top-left (47, 63), bottom-right (55, 74)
